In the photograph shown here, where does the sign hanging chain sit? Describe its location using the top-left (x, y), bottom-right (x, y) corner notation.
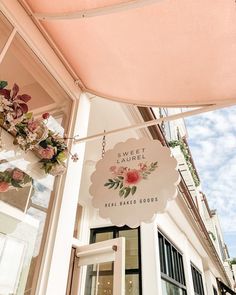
top-left (102, 130), bottom-right (106, 158)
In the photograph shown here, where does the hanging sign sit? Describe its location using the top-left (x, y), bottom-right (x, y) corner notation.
top-left (90, 138), bottom-right (180, 227)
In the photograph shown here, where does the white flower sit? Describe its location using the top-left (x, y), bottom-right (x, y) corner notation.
top-left (6, 112), bottom-right (14, 122)
top-left (16, 136), bottom-right (26, 146)
top-left (0, 96), bottom-right (12, 112)
top-left (27, 132), bottom-right (37, 142)
top-left (49, 163), bottom-right (67, 176)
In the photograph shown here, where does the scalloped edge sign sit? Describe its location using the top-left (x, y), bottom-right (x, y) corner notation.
top-left (90, 138), bottom-right (180, 228)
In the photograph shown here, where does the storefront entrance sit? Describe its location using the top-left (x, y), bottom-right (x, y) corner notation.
top-left (67, 238), bottom-right (125, 295)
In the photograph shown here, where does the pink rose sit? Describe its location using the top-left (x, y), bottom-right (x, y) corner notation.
top-left (138, 163), bottom-right (147, 171)
top-left (0, 181), bottom-right (9, 192)
top-left (124, 169), bottom-right (142, 186)
top-left (42, 112), bottom-right (50, 120)
top-left (38, 146), bottom-right (55, 159)
top-left (110, 166), bottom-right (117, 173)
top-left (28, 119), bottom-right (40, 132)
top-left (117, 166), bottom-right (126, 175)
top-left (12, 169), bottom-right (24, 181)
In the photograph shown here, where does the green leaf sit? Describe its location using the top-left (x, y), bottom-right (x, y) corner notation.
top-left (124, 187), bottom-right (131, 198)
top-left (57, 151), bottom-right (67, 162)
top-left (39, 140), bottom-right (48, 149)
top-left (108, 182), bottom-right (115, 189)
top-left (25, 112), bottom-right (33, 120)
top-left (117, 176), bottom-right (124, 180)
top-left (119, 189), bottom-right (125, 197)
top-left (0, 81), bottom-right (7, 89)
top-left (120, 182), bottom-right (123, 189)
top-left (104, 182), bottom-right (111, 186)
top-left (11, 179), bottom-right (22, 188)
top-left (108, 179), bottom-right (113, 183)
top-left (131, 186), bottom-right (137, 195)
top-left (23, 174), bottom-right (32, 184)
top-left (114, 182), bottom-right (120, 189)
top-left (114, 178), bottom-right (121, 182)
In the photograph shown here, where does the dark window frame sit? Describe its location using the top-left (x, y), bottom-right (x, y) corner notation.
top-left (158, 231), bottom-right (187, 293)
top-left (191, 263), bottom-right (205, 295)
top-left (88, 225), bottom-right (142, 294)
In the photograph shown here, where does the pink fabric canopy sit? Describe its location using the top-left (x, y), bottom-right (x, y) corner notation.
top-left (25, 0), bottom-right (236, 107)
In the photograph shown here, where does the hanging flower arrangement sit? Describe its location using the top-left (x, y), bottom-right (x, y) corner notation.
top-left (0, 168), bottom-right (32, 192)
top-left (0, 81), bottom-right (68, 176)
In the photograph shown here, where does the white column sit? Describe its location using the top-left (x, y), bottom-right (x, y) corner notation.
top-left (37, 93), bottom-right (91, 295)
top-left (204, 269), bottom-right (215, 295)
top-left (140, 221), bottom-right (162, 295)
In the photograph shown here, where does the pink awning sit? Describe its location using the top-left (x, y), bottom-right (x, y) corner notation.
top-left (24, 0), bottom-right (236, 107)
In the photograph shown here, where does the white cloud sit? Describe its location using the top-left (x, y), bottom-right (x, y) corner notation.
top-left (186, 105), bottom-right (236, 257)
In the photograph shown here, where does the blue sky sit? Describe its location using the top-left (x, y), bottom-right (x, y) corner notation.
top-left (185, 106), bottom-right (236, 258)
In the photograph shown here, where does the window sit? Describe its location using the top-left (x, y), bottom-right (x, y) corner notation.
top-left (158, 232), bottom-right (187, 294)
top-left (191, 264), bottom-right (205, 295)
top-left (0, 234), bottom-right (26, 294)
top-left (0, 19), bottom-right (72, 294)
top-left (86, 226), bottom-right (142, 295)
top-left (0, 12), bottom-right (14, 53)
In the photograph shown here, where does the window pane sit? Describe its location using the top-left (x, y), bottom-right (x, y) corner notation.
top-left (0, 236), bottom-right (26, 294)
top-left (0, 165), bottom-right (55, 295)
top-left (85, 264), bottom-right (113, 295)
top-left (95, 275), bottom-right (113, 295)
top-left (126, 274), bottom-right (140, 295)
top-left (191, 265), bottom-right (205, 295)
top-left (162, 279), bottom-right (186, 295)
top-left (119, 229), bottom-right (139, 270)
top-left (158, 232), bottom-right (186, 287)
top-left (165, 241), bottom-right (173, 278)
top-left (95, 232), bottom-right (113, 243)
top-left (0, 12), bottom-right (13, 54)
top-left (0, 33), bottom-right (72, 117)
top-left (158, 233), bottom-right (166, 274)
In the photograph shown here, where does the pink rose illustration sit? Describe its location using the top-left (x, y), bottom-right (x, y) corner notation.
top-left (12, 169), bottom-right (24, 181)
top-left (38, 146), bottom-right (55, 159)
top-left (104, 161), bottom-right (158, 198)
top-left (124, 169), bottom-right (142, 186)
top-left (117, 166), bottom-right (126, 175)
top-left (138, 163), bottom-right (147, 171)
top-left (0, 181), bottom-right (9, 192)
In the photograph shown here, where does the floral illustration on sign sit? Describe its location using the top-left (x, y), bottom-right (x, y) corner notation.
top-left (104, 161), bottom-right (158, 198)
top-left (0, 81), bottom-right (68, 176)
top-left (0, 168), bottom-right (33, 192)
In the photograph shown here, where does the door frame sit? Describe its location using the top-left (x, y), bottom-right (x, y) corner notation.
top-left (67, 238), bottom-right (125, 295)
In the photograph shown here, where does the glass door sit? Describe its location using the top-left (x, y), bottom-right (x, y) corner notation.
top-left (67, 238), bottom-right (125, 295)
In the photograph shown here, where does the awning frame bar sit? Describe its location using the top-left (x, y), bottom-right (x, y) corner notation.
top-left (74, 102), bottom-right (236, 144)
top-left (34, 0), bottom-right (162, 20)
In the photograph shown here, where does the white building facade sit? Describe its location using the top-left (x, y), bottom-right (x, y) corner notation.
top-left (0, 2), bottom-right (235, 295)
